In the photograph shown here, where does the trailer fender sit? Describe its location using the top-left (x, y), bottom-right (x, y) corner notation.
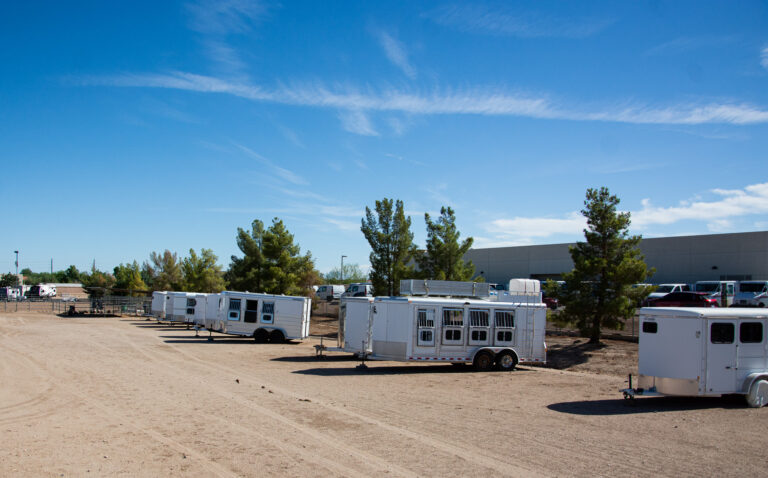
top-left (742, 373), bottom-right (768, 394)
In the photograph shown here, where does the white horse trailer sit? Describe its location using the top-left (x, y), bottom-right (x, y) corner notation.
top-left (192, 293), bottom-right (220, 327)
top-left (622, 307), bottom-right (768, 407)
top-left (203, 291), bottom-right (311, 343)
top-left (162, 291), bottom-right (196, 325)
top-left (151, 291), bottom-right (167, 320)
top-left (334, 280), bottom-right (547, 371)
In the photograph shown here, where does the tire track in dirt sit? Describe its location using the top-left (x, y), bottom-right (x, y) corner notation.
top-left (139, 329), bottom-right (537, 477)
top-left (108, 332), bottom-right (419, 478)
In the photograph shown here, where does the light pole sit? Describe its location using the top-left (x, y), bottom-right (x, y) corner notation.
top-left (341, 255), bottom-right (347, 282)
top-left (14, 250), bottom-right (19, 283)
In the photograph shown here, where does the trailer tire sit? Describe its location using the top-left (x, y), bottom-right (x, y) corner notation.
top-left (254, 328), bottom-right (269, 343)
top-left (473, 351), bottom-right (494, 371)
top-left (269, 329), bottom-right (285, 344)
top-left (746, 379), bottom-right (768, 408)
top-left (495, 351), bottom-right (518, 371)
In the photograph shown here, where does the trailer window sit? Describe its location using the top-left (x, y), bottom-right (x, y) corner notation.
top-left (417, 309), bottom-right (436, 346)
top-left (740, 322), bottom-right (763, 344)
top-left (710, 323), bottom-right (734, 344)
top-left (228, 299), bottom-right (241, 321)
top-left (244, 300), bottom-right (259, 323)
top-left (468, 309), bottom-right (490, 345)
top-left (495, 310), bottom-right (515, 328)
top-left (442, 308), bottom-right (463, 345)
top-left (642, 321), bottom-right (658, 334)
top-left (261, 302), bottom-right (274, 323)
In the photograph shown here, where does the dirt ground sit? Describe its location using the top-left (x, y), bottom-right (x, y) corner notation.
top-left (2, 312), bottom-right (767, 477)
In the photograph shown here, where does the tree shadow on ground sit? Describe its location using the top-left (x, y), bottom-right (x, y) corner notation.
top-left (545, 339), bottom-right (607, 369)
top-left (548, 395), bottom-right (747, 415)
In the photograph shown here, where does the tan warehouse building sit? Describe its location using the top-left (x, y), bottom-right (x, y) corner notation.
top-left (464, 231), bottom-right (768, 285)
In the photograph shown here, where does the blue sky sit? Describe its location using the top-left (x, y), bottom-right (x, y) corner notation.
top-left (1, 1), bottom-right (768, 276)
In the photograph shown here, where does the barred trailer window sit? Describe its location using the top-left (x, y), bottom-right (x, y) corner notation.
top-left (469, 309), bottom-right (489, 327)
top-left (469, 309), bottom-right (490, 344)
top-left (443, 309), bottom-right (463, 326)
top-left (417, 308), bottom-right (436, 346)
top-left (261, 302), bottom-right (275, 323)
top-left (495, 310), bottom-right (515, 328)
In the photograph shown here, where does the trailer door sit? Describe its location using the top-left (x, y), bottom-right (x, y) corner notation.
top-left (706, 321), bottom-right (737, 393)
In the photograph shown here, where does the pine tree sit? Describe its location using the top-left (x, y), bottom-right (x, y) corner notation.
top-left (417, 206), bottom-right (476, 281)
top-left (182, 248), bottom-right (226, 293)
top-left (361, 198), bottom-right (415, 296)
top-left (148, 250), bottom-right (184, 291)
top-left (556, 187), bottom-right (654, 344)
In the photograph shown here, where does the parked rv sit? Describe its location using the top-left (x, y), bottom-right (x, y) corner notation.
top-left (622, 307), bottom-right (768, 407)
top-left (0, 287), bottom-right (21, 301)
top-left (28, 284), bottom-right (57, 298)
top-left (694, 280), bottom-right (737, 306)
top-left (315, 284), bottom-right (345, 301)
top-left (341, 283), bottom-right (373, 298)
top-left (330, 279), bottom-right (547, 371)
top-left (203, 291), bottom-right (311, 343)
top-left (735, 281), bottom-right (768, 307)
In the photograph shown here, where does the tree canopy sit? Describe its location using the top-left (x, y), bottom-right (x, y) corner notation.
top-left (552, 187), bottom-right (654, 343)
top-left (113, 261), bottom-right (148, 296)
top-left (323, 263), bottom-right (368, 284)
top-left (146, 250), bottom-right (184, 291)
top-left (182, 248), bottom-right (226, 293)
top-left (417, 206), bottom-right (476, 281)
top-left (226, 218), bottom-right (317, 296)
top-left (361, 198), bottom-right (415, 296)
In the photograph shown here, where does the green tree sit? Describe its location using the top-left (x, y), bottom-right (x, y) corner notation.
top-left (113, 261), bottom-right (148, 296)
top-left (0, 273), bottom-right (19, 287)
top-left (61, 265), bottom-right (82, 283)
top-left (182, 248), bottom-right (226, 293)
top-left (81, 265), bottom-right (116, 297)
top-left (361, 198), bottom-right (415, 296)
top-left (148, 250), bottom-right (184, 291)
top-left (323, 263), bottom-right (368, 284)
top-left (417, 206), bottom-right (476, 281)
top-left (226, 218), bottom-right (317, 296)
top-left (554, 187), bottom-right (654, 344)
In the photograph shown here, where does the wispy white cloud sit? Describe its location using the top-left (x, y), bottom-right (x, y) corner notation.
top-left (77, 71), bottom-right (768, 125)
top-left (324, 218), bottom-right (361, 232)
top-left (644, 35), bottom-right (737, 56)
top-left (338, 110), bottom-right (378, 136)
top-left (762, 46), bottom-right (768, 70)
top-left (375, 30), bottom-right (416, 79)
top-left (480, 182), bottom-right (768, 246)
top-left (186, 0), bottom-right (266, 35)
top-left (423, 4), bottom-right (614, 39)
top-left (233, 143), bottom-right (308, 185)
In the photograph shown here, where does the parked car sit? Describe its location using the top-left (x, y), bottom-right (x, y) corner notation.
top-left (748, 291), bottom-right (768, 308)
top-left (646, 291), bottom-right (719, 308)
top-left (315, 284), bottom-right (345, 301)
top-left (341, 283), bottom-right (373, 298)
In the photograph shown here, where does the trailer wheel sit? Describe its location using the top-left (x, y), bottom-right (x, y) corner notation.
top-left (495, 351), bottom-right (518, 371)
top-left (269, 329), bottom-right (285, 344)
top-left (473, 351), bottom-right (494, 371)
top-left (254, 328), bottom-right (269, 343)
top-left (746, 379), bottom-right (768, 408)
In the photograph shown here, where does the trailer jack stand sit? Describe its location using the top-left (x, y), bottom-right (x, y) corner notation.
top-left (356, 353), bottom-right (368, 370)
top-left (208, 329), bottom-right (214, 342)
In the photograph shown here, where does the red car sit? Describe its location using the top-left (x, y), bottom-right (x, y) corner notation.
top-left (646, 291), bottom-right (719, 307)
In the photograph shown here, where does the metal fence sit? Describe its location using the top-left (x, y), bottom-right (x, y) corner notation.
top-left (1, 296), bottom-right (151, 316)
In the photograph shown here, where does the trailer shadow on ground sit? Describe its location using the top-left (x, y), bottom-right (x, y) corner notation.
top-left (292, 364), bottom-right (535, 376)
top-left (545, 339), bottom-right (607, 369)
top-left (547, 395), bottom-right (747, 415)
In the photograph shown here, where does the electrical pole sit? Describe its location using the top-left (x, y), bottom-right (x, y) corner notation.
top-left (341, 255), bottom-right (347, 282)
top-left (14, 250), bottom-right (19, 284)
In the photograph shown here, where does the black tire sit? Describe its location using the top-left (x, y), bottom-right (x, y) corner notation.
top-left (495, 351), bottom-right (518, 371)
top-left (254, 328), bottom-right (269, 343)
top-left (473, 351), bottom-right (494, 371)
top-left (269, 329), bottom-right (286, 344)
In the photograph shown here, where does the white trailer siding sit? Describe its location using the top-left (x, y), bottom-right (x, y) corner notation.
top-left (636, 307), bottom-right (768, 399)
top-left (151, 291), bottom-right (167, 319)
top-left (205, 291), bottom-right (311, 341)
top-left (165, 292), bottom-right (195, 324)
top-left (340, 296), bottom-right (546, 368)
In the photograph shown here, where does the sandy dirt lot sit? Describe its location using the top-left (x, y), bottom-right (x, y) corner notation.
top-left (2, 312), bottom-right (767, 477)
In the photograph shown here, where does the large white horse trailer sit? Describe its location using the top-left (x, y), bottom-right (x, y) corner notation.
top-left (164, 291), bottom-right (197, 324)
top-left (203, 291), bottom-right (311, 343)
top-left (334, 279), bottom-right (547, 371)
top-left (151, 291), bottom-right (167, 320)
top-left (622, 307), bottom-right (768, 407)
top-left (192, 293), bottom-right (220, 327)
